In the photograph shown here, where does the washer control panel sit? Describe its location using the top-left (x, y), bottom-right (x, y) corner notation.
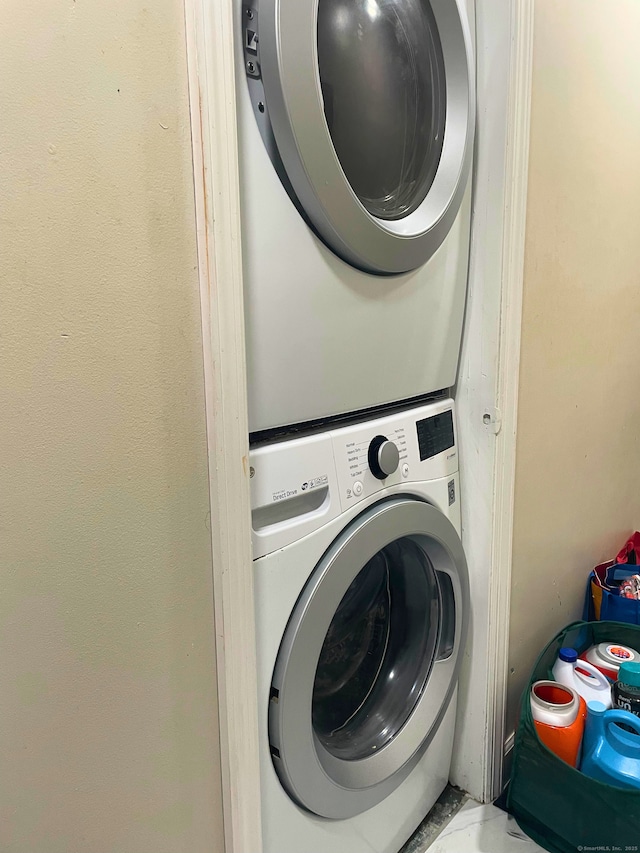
top-left (249, 399), bottom-right (458, 557)
top-left (332, 399), bottom-right (457, 511)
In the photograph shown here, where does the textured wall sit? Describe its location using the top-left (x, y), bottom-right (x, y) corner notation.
top-left (507, 0), bottom-right (640, 731)
top-left (0, 1), bottom-right (224, 851)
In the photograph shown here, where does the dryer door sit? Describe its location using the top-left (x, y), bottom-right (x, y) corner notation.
top-left (242, 0), bottom-right (474, 274)
top-left (269, 496), bottom-right (469, 819)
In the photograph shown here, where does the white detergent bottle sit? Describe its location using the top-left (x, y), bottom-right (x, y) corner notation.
top-left (552, 647), bottom-right (613, 708)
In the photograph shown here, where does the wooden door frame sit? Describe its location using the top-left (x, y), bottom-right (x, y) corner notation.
top-left (454, 0), bottom-right (534, 802)
top-left (184, 0), bottom-right (262, 851)
top-left (183, 0), bottom-right (534, 848)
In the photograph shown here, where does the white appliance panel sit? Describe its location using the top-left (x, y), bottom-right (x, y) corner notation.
top-left (237, 0), bottom-right (475, 432)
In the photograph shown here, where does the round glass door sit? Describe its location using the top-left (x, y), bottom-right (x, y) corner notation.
top-left (317, 0), bottom-right (446, 221)
top-left (268, 497), bottom-right (469, 819)
top-left (251, 0), bottom-right (475, 273)
top-left (312, 538), bottom-right (441, 760)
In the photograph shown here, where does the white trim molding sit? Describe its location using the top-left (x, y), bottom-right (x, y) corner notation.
top-left (488, 0), bottom-right (534, 799)
top-left (452, 0), bottom-right (533, 802)
top-left (184, 1), bottom-right (262, 851)
top-left (503, 731), bottom-right (516, 792)
top-left (183, 0), bottom-right (534, 840)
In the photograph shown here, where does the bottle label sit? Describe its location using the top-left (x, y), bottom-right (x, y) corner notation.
top-left (606, 644), bottom-right (634, 662)
top-left (613, 684), bottom-right (640, 718)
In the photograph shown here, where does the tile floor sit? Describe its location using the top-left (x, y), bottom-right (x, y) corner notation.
top-left (418, 799), bottom-right (547, 853)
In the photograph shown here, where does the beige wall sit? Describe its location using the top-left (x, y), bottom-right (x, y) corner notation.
top-left (0, 2), bottom-right (224, 851)
top-left (507, 0), bottom-right (640, 731)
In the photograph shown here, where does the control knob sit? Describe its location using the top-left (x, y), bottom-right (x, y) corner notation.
top-left (368, 435), bottom-right (400, 480)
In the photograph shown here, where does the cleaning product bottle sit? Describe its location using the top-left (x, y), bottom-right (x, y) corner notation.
top-left (552, 647), bottom-right (612, 708)
top-left (613, 661), bottom-right (640, 719)
top-left (578, 642), bottom-right (640, 681)
top-left (581, 700), bottom-right (640, 789)
top-left (530, 681), bottom-right (586, 767)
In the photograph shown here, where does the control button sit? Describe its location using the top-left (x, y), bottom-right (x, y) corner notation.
top-left (368, 435), bottom-right (400, 480)
top-left (402, 463), bottom-right (410, 478)
top-left (352, 480), bottom-right (363, 496)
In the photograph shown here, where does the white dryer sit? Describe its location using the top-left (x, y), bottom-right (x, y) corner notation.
top-left (237, 1), bottom-right (476, 434)
top-left (250, 398), bottom-right (469, 853)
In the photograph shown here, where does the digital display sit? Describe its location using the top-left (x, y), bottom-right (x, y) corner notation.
top-left (416, 410), bottom-right (454, 461)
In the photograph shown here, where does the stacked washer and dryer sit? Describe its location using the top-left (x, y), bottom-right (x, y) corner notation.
top-left (236, 1), bottom-right (475, 851)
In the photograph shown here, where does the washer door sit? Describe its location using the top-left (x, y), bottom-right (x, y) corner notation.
top-left (242, 0), bottom-right (474, 274)
top-left (269, 497), bottom-right (469, 819)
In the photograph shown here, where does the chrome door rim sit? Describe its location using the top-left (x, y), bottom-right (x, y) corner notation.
top-left (269, 497), bottom-right (470, 819)
top-left (258, 0), bottom-right (475, 274)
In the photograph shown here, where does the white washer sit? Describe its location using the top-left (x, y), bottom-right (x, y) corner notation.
top-left (250, 399), bottom-right (469, 853)
top-left (237, 1), bottom-right (476, 433)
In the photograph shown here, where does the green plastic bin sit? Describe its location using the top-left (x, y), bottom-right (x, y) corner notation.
top-left (507, 620), bottom-right (640, 853)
